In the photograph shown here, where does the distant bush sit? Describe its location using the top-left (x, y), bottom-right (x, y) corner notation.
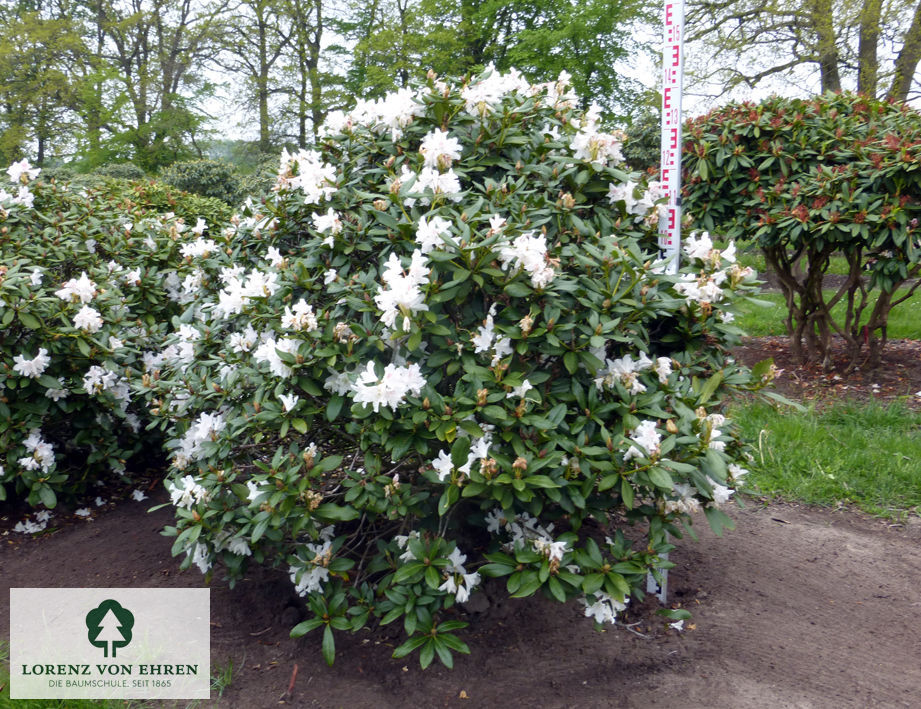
top-left (236, 155), bottom-right (279, 200)
top-left (94, 163), bottom-right (146, 180)
top-left (120, 179), bottom-right (233, 230)
top-left (684, 92), bottom-right (921, 369)
top-left (622, 111), bottom-right (661, 173)
top-left (0, 167), bottom-right (222, 507)
top-left (160, 159), bottom-right (242, 205)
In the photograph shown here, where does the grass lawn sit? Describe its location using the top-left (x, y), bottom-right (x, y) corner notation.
top-left (734, 289), bottom-right (921, 340)
top-left (732, 400), bottom-right (921, 517)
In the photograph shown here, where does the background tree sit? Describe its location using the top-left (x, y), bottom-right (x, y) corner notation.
top-left (0, 7), bottom-right (86, 164)
top-left (343, 0), bottom-right (653, 121)
top-left (214, 0), bottom-right (292, 153)
top-left (83, 0), bottom-right (229, 170)
top-left (686, 0), bottom-right (921, 103)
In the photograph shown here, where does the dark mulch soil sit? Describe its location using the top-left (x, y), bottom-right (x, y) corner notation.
top-left (733, 336), bottom-right (921, 407)
top-left (3, 336), bottom-right (921, 708)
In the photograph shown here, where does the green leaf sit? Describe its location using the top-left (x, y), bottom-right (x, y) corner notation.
top-left (434, 640), bottom-right (454, 668)
top-left (547, 576), bottom-right (566, 602)
top-left (478, 563), bottom-right (515, 577)
top-left (291, 418), bottom-right (308, 434)
top-left (38, 485), bottom-right (56, 509)
top-left (647, 467), bottom-right (673, 490)
top-left (451, 436), bottom-right (471, 469)
top-left (290, 618), bottom-right (324, 638)
top-left (321, 624), bottom-right (336, 666)
top-left (657, 608), bottom-right (692, 621)
top-left (18, 311), bottom-right (41, 330)
top-left (326, 395), bottom-right (345, 421)
top-left (563, 351), bottom-right (578, 374)
top-left (505, 281), bottom-right (532, 298)
top-left (394, 562), bottom-right (426, 584)
top-left (437, 485), bottom-right (459, 516)
top-left (419, 640), bottom-right (435, 669)
top-left (697, 371), bottom-right (724, 405)
top-left (704, 506), bottom-right (735, 537)
top-left (392, 634), bottom-right (427, 659)
top-left (582, 573), bottom-right (604, 595)
top-left (251, 518), bottom-right (269, 543)
top-left (621, 477), bottom-right (634, 509)
top-left (314, 503), bottom-right (360, 521)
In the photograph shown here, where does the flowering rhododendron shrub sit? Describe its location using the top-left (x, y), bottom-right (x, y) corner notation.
top-left (0, 169), bottom-right (228, 507)
top-left (145, 67), bottom-right (767, 668)
top-left (684, 92), bottom-right (921, 369)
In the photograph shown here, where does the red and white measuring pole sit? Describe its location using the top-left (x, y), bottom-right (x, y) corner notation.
top-left (657, 0), bottom-right (685, 275)
top-left (648, 0), bottom-right (685, 605)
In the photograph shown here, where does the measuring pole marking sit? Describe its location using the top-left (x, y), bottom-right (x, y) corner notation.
top-left (649, 0), bottom-right (685, 605)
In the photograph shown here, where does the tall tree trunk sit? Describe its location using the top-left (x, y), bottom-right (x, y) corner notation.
top-left (812, 0), bottom-right (842, 92)
top-left (857, 0), bottom-right (882, 96)
top-left (890, 0), bottom-right (921, 101)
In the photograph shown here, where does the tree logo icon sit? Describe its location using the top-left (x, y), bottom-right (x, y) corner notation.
top-left (86, 600), bottom-right (135, 658)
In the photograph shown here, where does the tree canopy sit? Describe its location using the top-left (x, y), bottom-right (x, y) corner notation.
top-left (686, 0), bottom-right (921, 103)
top-left (0, 0), bottom-right (655, 169)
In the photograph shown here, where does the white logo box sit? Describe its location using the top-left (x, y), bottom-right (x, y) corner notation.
top-left (10, 588), bottom-right (209, 700)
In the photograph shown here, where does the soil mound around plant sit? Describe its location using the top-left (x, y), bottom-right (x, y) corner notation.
top-left (733, 336), bottom-right (921, 407)
top-left (3, 491), bottom-right (920, 708)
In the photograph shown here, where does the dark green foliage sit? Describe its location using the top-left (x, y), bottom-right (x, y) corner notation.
top-left (683, 92), bottom-right (921, 368)
top-left (159, 159), bottom-right (243, 205)
top-left (94, 163), bottom-right (146, 180)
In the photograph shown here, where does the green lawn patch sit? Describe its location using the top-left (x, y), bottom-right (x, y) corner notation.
top-left (732, 400), bottom-right (921, 517)
top-left (735, 289), bottom-right (921, 340)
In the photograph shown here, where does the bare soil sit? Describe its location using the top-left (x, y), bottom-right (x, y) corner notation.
top-left (3, 336), bottom-right (921, 708)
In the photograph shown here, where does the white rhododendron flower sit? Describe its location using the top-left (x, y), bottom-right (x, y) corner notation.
top-left (281, 299), bottom-right (318, 332)
top-left (419, 128), bottom-right (462, 169)
top-left (312, 207), bottom-right (343, 235)
top-left (253, 336), bottom-right (301, 378)
top-left (431, 450), bottom-right (454, 482)
top-left (437, 547), bottom-right (482, 603)
top-left (278, 392), bottom-right (299, 412)
top-left (55, 272), bottom-right (97, 303)
top-left (374, 250), bottom-right (430, 330)
top-left (498, 231), bottom-right (555, 288)
top-left (581, 592), bottom-right (627, 624)
top-left (73, 305), bottom-right (104, 333)
top-left (276, 148), bottom-right (337, 202)
top-left (352, 361), bottom-right (426, 412)
top-left (684, 231), bottom-right (715, 261)
top-left (7, 158), bottom-right (40, 183)
top-left (289, 539), bottom-right (333, 596)
top-left (571, 103), bottom-right (625, 168)
top-left (664, 483), bottom-right (701, 515)
top-left (461, 63), bottom-right (530, 116)
top-left (180, 237), bottom-right (217, 259)
top-left (171, 412), bottom-right (226, 469)
top-left (624, 420), bottom-right (662, 461)
top-left (18, 428), bottom-right (55, 473)
top-left (266, 246), bottom-right (284, 267)
top-left (228, 324), bottom-right (259, 353)
top-left (415, 166), bottom-right (463, 202)
top-left (595, 352), bottom-right (654, 394)
top-left (415, 214), bottom-right (452, 254)
top-left (13, 348), bottom-right (50, 378)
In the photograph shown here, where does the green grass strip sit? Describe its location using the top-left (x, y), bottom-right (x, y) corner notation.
top-left (735, 289), bottom-right (921, 340)
top-left (733, 400), bottom-right (921, 518)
